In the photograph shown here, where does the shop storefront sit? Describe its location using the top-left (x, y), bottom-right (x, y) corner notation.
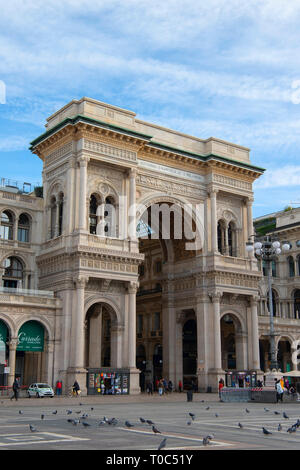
top-left (225, 370), bottom-right (257, 388)
top-left (87, 368), bottom-right (130, 395)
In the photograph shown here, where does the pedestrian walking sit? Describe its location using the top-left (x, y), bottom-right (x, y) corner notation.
top-left (168, 380), bottom-right (173, 392)
top-left (275, 379), bottom-right (284, 403)
top-left (146, 381), bottom-right (153, 395)
top-left (218, 378), bottom-right (224, 398)
top-left (10, 377), bottom-right (20, 401)
top-left (178, 380), bottom-right (182, 392)
top-left (56, 380), bottom-right (62, 396)
top-left (158, 379), bottom-right (164, 396)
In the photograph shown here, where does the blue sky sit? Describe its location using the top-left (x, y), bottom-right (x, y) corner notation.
top-left (1, 0), bottom-right (300, 218)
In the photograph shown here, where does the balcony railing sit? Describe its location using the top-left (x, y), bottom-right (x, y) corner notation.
top-left (0, 286), bottom-right (54, 298)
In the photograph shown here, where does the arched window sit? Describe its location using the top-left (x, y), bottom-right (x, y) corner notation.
top-left (288, 256), bottom-right (295, 277)
top-left (18, 213), bottom-right (30, 242)
top-left (104, 196), bottom-right (116, 237)
top-left (58, 193), bottom-right (64, 236)
top-left (89, 194), bottom-right (98, 234)
top-left (1, 210), bottom-right (14, 240)
top-left (217, 220), bottom-right (225, 254)
top-left (3, 256), bottom-right (23, 288)
top-left (294, 290), bottom-right (300, 320)
top-left (50, 196), bottom-right (57, 239)
top-left (228, 221), bottom-right (237, 257)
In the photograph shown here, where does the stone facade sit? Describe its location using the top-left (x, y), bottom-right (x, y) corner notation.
top-left (0, 97), bottom-right (272, 394)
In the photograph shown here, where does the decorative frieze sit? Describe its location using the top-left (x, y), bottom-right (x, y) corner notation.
top-left (136, 173), bottom-right (203, 198)
top-left (213, 173), bottom-right (252, 191)
top-left (45, 142), bottom-right (73, 166)
top-left (83, 139), bottom-right (137, 163)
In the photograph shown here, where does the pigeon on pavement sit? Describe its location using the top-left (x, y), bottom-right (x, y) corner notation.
top-left (283, 412), bottom-right (289, 419)
top-left (139, 417), bottom-right (146, 424)
top-left (262, 427), bottom-right (272, 435)
top-left (278, 424), bottom-right (282, 431)
top-left (125, 420), bottom-right (134, 428)
top-left (238, 422), bottom-right (243, 429)
top-left (157, 438), bottom-right (167, 451)
top-left (29, 424), bottom-right (37, 432)
top-left (152, 425), bottom-right (161, 434)
top-left (189, 413), bottom-right (195, 421)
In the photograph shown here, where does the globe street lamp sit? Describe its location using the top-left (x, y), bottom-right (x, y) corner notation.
top-left (246, 236), bottom-right (290, 371)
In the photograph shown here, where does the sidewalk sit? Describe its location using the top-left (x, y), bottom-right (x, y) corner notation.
top-left (1, 392), bottom-right (220, 407)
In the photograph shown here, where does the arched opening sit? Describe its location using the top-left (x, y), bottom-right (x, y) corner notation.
top-left (136, 200), bottom-right (200, 387)
top-left (0, 210), bottom-right (14, 240)
top-left (182, 318), bottom-right (197, 389)
top-left (277, 338), bottom-right (292, 373)
top-left (0, 319), bottom-right (9, 386)
top-left (221, 315), bottom-right (236, 370)
top-left (16, 320), bottom-right (46, 386)
top-left (18, 213), bottom-right (30, 243)
top-left (259, 337), bottom-right (270, 372)
top-left (89, 194), bottom-right (98, 234)
top-left (2, 256), bottom-right (24, 289)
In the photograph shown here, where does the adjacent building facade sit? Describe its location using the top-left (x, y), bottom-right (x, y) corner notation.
top-left (254, 207), bottom-right (300, 373)
top-left (0, 97), bottom-right (272, 394)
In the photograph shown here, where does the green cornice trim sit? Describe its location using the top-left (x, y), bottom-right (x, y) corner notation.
top-left (29, 114), bottom-right (153, 150)
top-left (29, 114), bottom-right (265, 174)
top-left (149, 141), bottom-right (265, 174)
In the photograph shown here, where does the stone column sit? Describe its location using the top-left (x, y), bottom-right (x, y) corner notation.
top-left (251, 296), bottom-right (261, 370)
top-left (246, 197), bottom-right (254, 240)
top-left (128, 169), bottom-right (137, 241)
top-left (74, 277), bottom-right (87, 369)
top-left (68, 276), bottom-right (88, 394)
top-left (78, 156), bottom-right (89, 231)
top-left (209, 189), bottom-right (218, 253)
top-left (46, 340), bottom-right (55, 386)
top-left (8, 338), bottom-right (18, 388)
top-left (127, 281), bottom-right (140, 394)
top-left (212, 292), bottom-right (223, 371)
top-left (162, 301), bottom-right (176, 384)
top-left (66, 158), bottom-right (76, 235)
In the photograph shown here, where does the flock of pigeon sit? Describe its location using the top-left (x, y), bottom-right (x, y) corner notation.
top-left (20, 403), bottom-right (300, 449)
top-left (21, 404), bottom-right (215, 450)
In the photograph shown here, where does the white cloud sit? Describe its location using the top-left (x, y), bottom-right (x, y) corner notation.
top-left (254, 166), bottom-right (300, 189)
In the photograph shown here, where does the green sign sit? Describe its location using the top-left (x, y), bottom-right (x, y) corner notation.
top-left (0, 320), bottom-right (8, 351)
top-left (17, 321), bottom-right (44, 352)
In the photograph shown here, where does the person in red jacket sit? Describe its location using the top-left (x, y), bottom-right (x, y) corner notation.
top-left (178, 380), bottom-right (182, 392)
top-left (218, 378), bottom-right (224, 398)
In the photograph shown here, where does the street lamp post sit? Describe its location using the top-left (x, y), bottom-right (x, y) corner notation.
top-left (246, 235), bottom-right (290, 371)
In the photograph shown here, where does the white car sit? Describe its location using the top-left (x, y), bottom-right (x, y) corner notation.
top-left (27, 383), bottom-right (54, 398)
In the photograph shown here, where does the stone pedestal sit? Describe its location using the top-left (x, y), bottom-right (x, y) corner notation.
top-left (67, 367), bottom-right (88, 396)
top-left (264, 370), bottom-right (282, 389)
top-left (129, 368), bottom-right (141, 395)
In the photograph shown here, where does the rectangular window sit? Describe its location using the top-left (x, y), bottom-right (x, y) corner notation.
top-left (153, 312), bottom-right (160, 331)
top-left (137, 315), bottom-right (143, 334)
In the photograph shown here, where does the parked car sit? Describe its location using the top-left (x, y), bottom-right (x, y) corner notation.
top-left (27, 383), bottom-right (54, 398)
